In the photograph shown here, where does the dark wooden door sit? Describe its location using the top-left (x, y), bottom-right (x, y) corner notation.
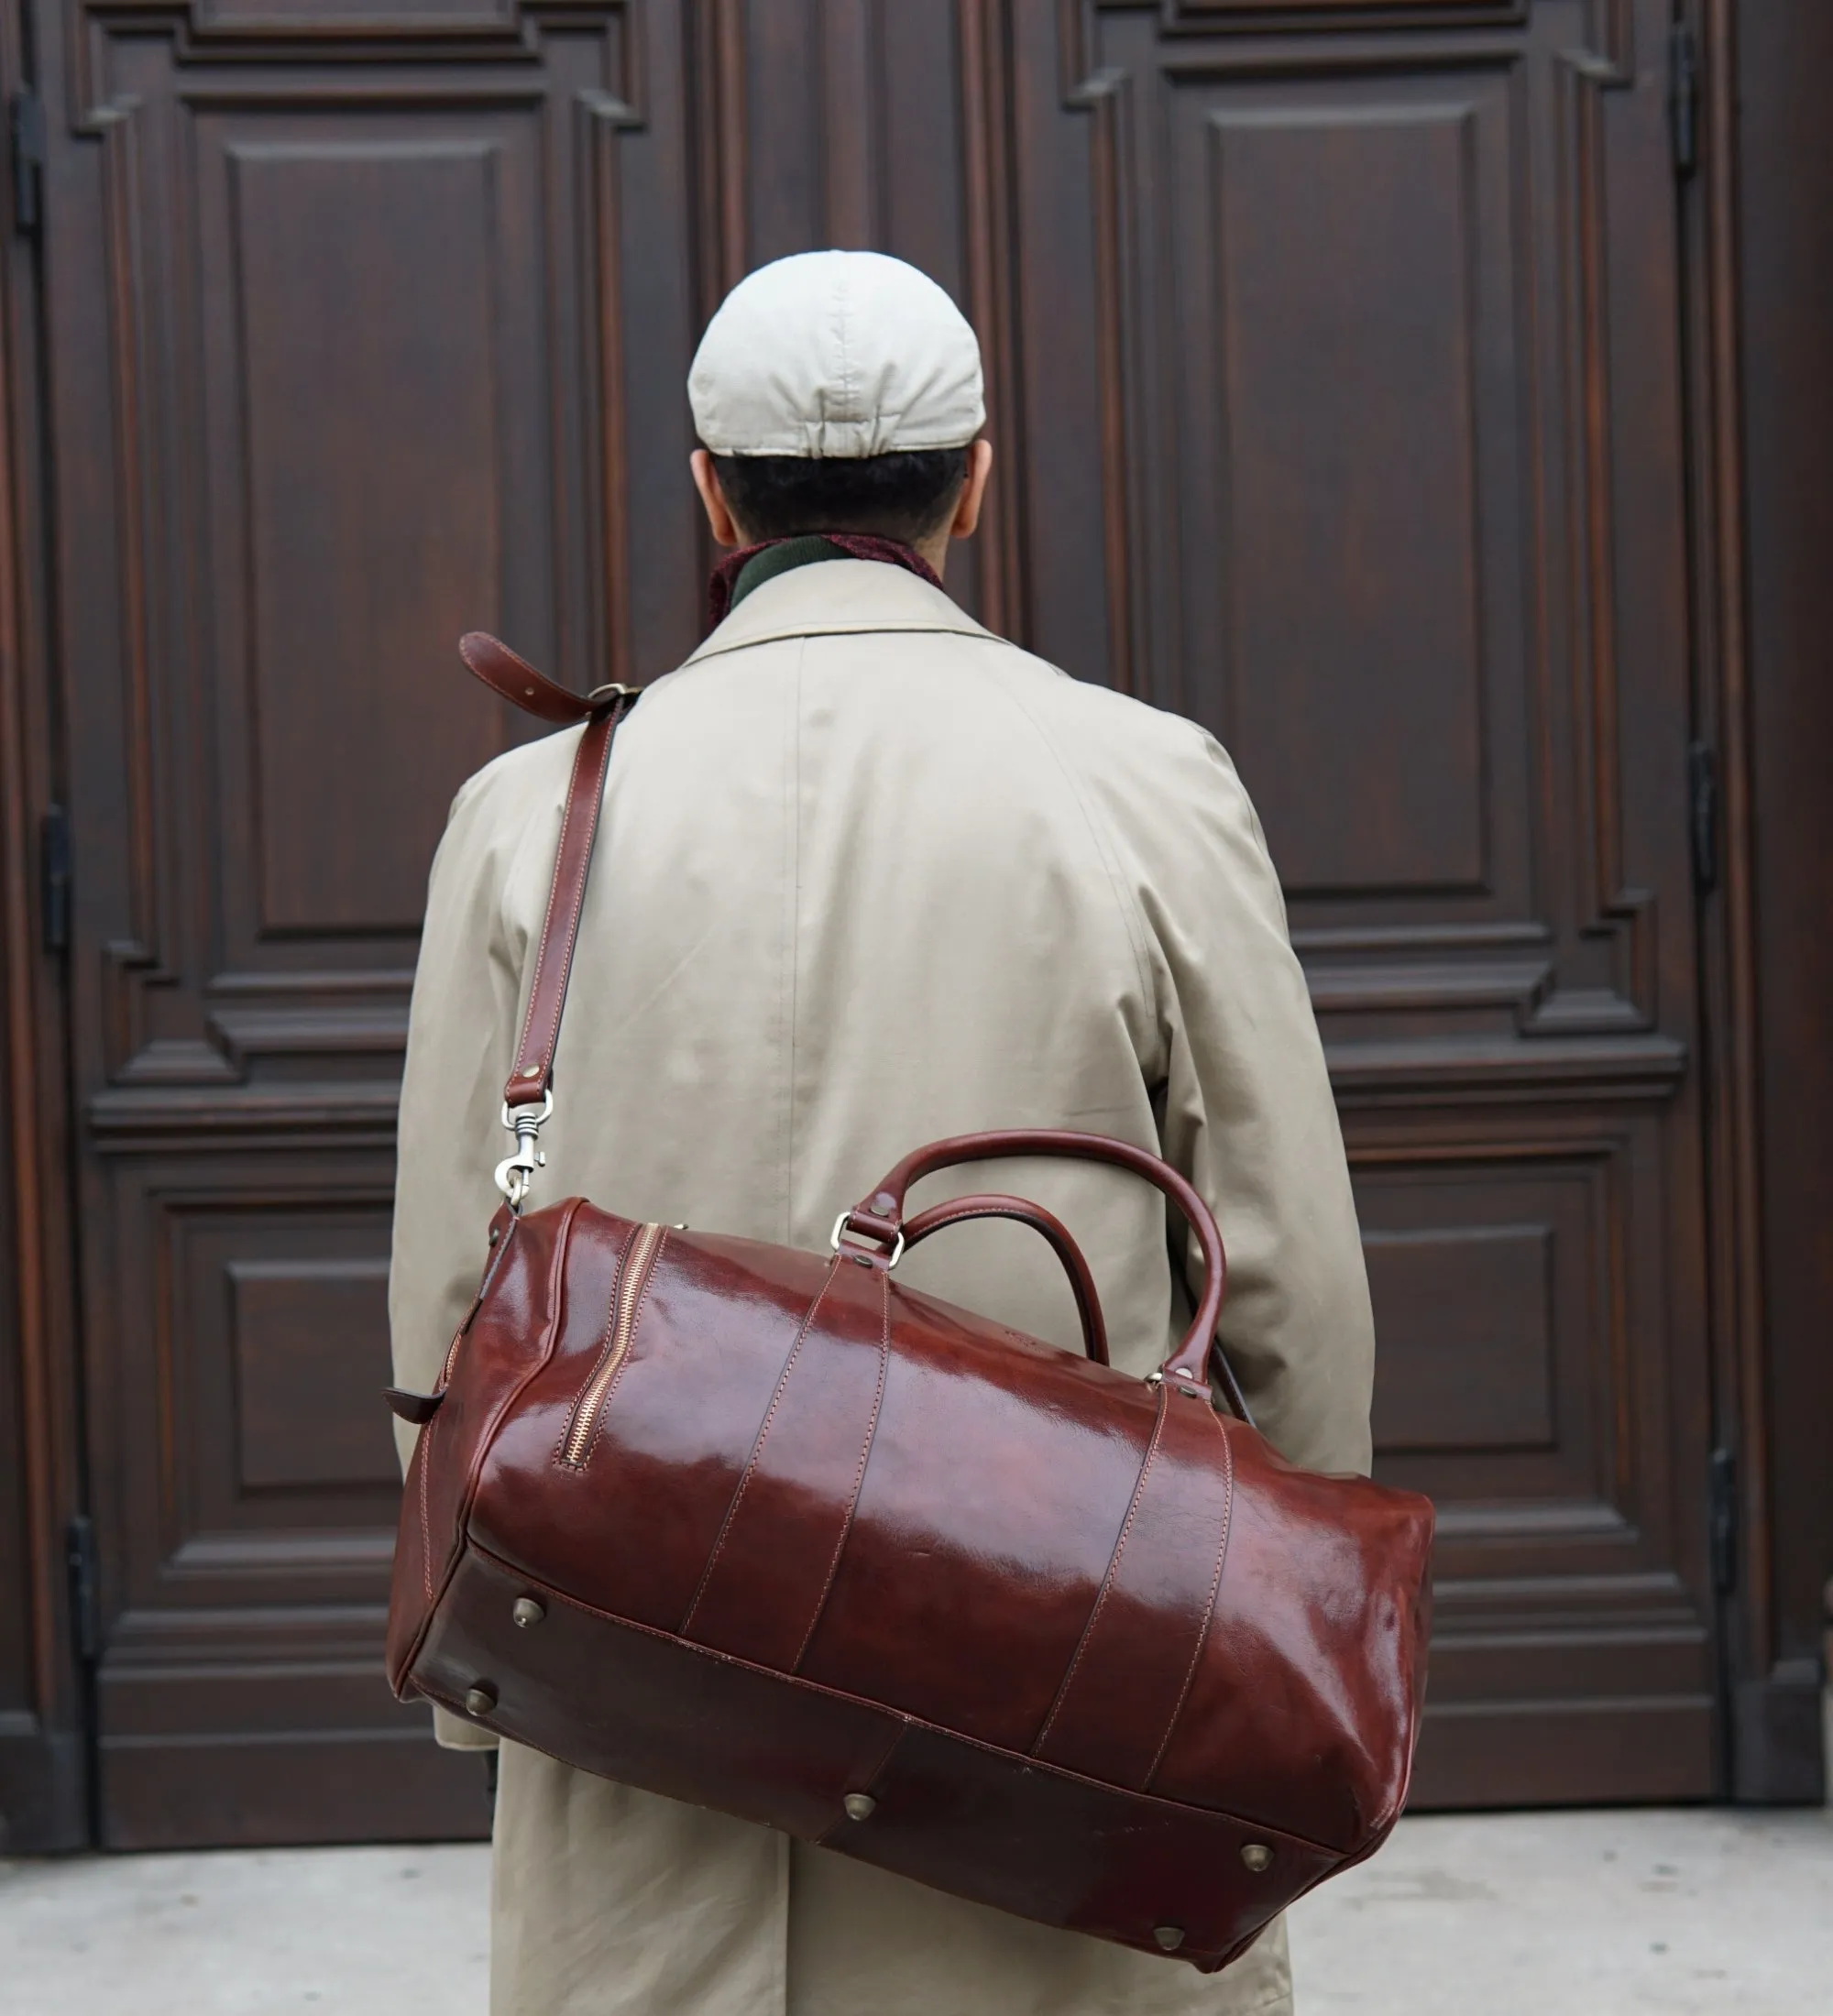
top-left (702, 0), bottom-right (1721, 1804)
top-left (31, 0), bottom-right (1716, 1846)
top-left (34, 0), bottom-right (707, 1846)
top-left (993, 0), bottom-right (1717, 1803)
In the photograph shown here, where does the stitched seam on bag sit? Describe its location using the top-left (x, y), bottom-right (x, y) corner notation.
top-left (792, 1266), bottom-right (891, 1672)
top-left (570, 1229), bottom-right (666, 1465)
top-left (551, 1220), bottom-right (643, 1467)
top-left (412, 1222), bottom-right (524, 1600)
top-left (1031, 1381), bottom-right (1169, 1753)
top-left (678, 1256), bottom-right (841, 1638)
top-left (418, 1419), bottom-right (436, 1601)
top-left (398, 1201), bottom-right (583, 1689)
top-left (1145, 1412), bottom-right (1236, 1789)
top-left (445, 1219), bottom-right (520, 1376)
top-left (436, 1322), bottom-right (467, 1393)
top-left (460, 1533), bottom-right (1345, 1860)
top-left (551, 1224), bottom-right (634, 1467)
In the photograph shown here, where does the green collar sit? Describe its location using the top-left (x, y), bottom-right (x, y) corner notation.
top-left (728, 535), bottom-right (853, 611)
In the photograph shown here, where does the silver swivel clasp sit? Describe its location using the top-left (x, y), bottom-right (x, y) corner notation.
top-left (495, 1090), bottom-right (554, 1212)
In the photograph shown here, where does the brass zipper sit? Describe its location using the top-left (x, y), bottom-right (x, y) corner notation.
top-left (561, 1222), bottom-right (665, 1467)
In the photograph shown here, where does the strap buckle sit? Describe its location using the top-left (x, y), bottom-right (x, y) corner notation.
top-left (495, 1090), bottom-right (554, 1211)
top-left (829, 1211), bottom-right (906, 1270)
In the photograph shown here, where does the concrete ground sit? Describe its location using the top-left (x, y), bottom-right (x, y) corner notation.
top-left (1, 1807), bottom-right (1829, 2014)
top-left (1290, 1806), bottom-right (1832, 2014)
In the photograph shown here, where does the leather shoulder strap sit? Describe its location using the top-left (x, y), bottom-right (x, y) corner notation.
top-left (460, 632), bottom-right (640, 1110)
top-left (462, 630), bottom-right (601, 725)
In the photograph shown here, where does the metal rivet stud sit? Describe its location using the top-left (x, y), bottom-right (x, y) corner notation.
top-left (512, 1597), bottom-right (545, 1629)
top-left (521, 1066), bottom-right (541, 1079)
top-left (464, 1682), bottom-right (499, 1717)
top-left (1240, 1842), bottom-right (1273, 1873)
top-left (842, 1792), bottom-right (876, 1822)
top-left (1153, 1925), bottom-right (1185, 1952)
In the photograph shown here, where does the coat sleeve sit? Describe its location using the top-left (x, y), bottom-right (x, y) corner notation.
top-left (390, 762), bottom-right (533, 1751)
top-left (1125, 722), bottom-right (1375, 1477)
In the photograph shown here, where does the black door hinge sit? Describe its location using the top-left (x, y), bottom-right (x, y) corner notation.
top-left (1688, 742), bottom-right (1718, 894)
top-left (10, 86), bottom-right (44, 237)
top-left (1669, 21), bottom-right (1700, 179)
top-left (40, 803), bottom-right (70, 952)
top-left (1708, 1447), bottom-right (1737, 1594)
top-left (66, 1515), bottom-right (101, 1663)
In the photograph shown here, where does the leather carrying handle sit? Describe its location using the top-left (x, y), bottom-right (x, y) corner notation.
top-left (459, 633), bottom-right (639, 1110)
top-left (844, 1130), bottom-right (1252, 1422)
top-left (901, 1194), bottom-right (1109, 1367)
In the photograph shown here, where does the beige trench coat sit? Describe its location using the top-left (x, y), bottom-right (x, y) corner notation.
top-left (390, 560), bottom-right (1376, 2016)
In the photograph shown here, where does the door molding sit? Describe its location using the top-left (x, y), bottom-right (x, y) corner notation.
top-left (0, 3), bottom-right (90, 1852)
top-left (1685, 0), bottom-right (1829, 1802)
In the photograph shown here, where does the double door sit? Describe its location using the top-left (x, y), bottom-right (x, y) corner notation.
top-left (8, 0), bottom-right (1719, 1845)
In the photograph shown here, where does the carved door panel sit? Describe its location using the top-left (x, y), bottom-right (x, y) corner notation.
top-left (37, 0), bottom-right (704, 1845)
top-left (33, 0), bottom-right (1718, 1846)
top-left (1000, 0), bottom-right (1715, 1801)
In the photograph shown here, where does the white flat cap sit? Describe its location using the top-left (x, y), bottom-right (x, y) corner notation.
top-left (689, 250), bottom-right (984, 458)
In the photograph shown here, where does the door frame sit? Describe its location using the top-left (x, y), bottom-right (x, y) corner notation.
top-left (0, 0), bottom-right (89, 1852)
top-left (1685, 0), bottom-right (1831, 1802)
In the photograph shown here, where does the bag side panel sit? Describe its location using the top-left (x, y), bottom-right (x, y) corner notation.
top-left (386, 1200), bottom-right (609, 1693)
top-left (417, 1542), bottom-right (906, 1841)
top-left (796, 1290), bottom-right (1157, 1751)
top-left (469, 1230), bottom-right (843, 1633)
top-left (855, 1721), bottom-right (1333, 1972)
top-left (413, 1543), bottom-right (1339, 1972)
top-left (679, 1255), bottom-right (894, 1668)
top-left (1149, 1433), bottom-right (1436, 1854)
top-left (1029, 1386), bottom-right (1236, 1788)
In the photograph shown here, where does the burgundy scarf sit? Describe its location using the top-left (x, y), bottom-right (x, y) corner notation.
top-left (706, 533), bottom-right (943, 630)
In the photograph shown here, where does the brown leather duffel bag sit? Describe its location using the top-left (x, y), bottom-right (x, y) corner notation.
top-left (386, 638), bottom-right (1434, 1975)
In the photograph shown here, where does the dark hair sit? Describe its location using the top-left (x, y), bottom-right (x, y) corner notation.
top-left (712, 447), bottom-right (970, 545)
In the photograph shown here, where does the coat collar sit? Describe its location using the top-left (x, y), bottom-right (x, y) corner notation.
top-left (684, 557), bottom-right (996, 663)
